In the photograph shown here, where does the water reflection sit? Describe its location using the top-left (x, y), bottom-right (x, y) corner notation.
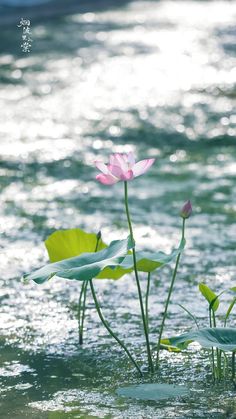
top-left (0, 0), bottom-right (236, 417)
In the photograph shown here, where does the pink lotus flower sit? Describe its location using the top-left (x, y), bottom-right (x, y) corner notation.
top-left (95, 152), bottom-right (155, 185)
top-left (180, 200), bottom-right (192, 219)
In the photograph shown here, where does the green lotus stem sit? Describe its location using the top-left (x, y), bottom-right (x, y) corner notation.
top-left (212, 311), bottom-right (221, 379)
top-left (178, 304), bottom-right (199, 329)
top-left (208, 310), bottom-right (216, 380)
top-left (145, 272), bottom-right (151, 333)
top-left (210, 307), bottom-right (222, 380)
top-left (79, 280), bottom-right (89, 344)
top-left (217, 351), bottom-right (222, 380)
top-left (232, 352), bottom-right (235, 380)
top-left (156, 218), bottom-right (185, 368)
top-left (78, 281), bottom-right (86, 344)
top-left (89, 278), bottom-right (142, 376)
top-left (124, 181), bottom-right (154, 373)
top-left (78, 234), bottom-right (101, 344)
top-left (212, 350), bottom-right (216, 381)
top-left (223, 352), bottom-right (228, 378)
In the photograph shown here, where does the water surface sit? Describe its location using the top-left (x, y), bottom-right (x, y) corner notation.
top-left (0, 1), bottom-right (236, 417)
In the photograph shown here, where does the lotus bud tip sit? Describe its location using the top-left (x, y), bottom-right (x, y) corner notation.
top-left (180, 200), bottom-right (192, 219)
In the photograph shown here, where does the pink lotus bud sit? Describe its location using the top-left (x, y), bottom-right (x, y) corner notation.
top-left (180, 200), bottom-right (192, 219)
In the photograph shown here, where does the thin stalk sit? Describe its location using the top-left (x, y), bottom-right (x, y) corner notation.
top-left (78, 281), bottom-right (86, 344)
top-left (223, 352), bottom-right (228, 378)
top-left (145, 272), bottom-right (151, 333)
top-left (156, 218), bottom-right (185, 367)
top-left (209, 308), bottom-right (217, 380)
top-left (78, 235), bottom-right (101, 344)
top-left (217, 351), bottom-right (222, 380)
top-left (211, 349), bottom-right (216, 381)
top-left (211, 349), bottom-right (216, 380)
top-left (209, 308), bottom-right (212, 328)
top-left (232, 352), bottom-right (235, 380)
top-left (79, 280), bottom-right (89, 344)
top-left (178, 303), bottom-right (199, 329)
top-left (124, 181), bottom-right (154, 373)
top-left (89, 278), bottom-right (142, 376)
top-left (211, 310), bottom-right (216, 328)
top-left (211, 309), bottom-right (222, 380)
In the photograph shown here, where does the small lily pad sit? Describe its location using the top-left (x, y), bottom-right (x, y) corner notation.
top-left (116, 383), bottom-right (189, 401)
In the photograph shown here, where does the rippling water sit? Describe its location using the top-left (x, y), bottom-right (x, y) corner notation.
top-left (1, 1), bottom-right (236, 417)
top-left (0, 0), bottom-right (49, 5)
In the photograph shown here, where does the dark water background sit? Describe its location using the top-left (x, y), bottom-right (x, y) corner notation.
top-left (0, 0), bottom-right (236, 417)
top-left (0, 0), bottom-right (48, 5)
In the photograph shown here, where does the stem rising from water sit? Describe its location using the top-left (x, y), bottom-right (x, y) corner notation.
top-left (155, 218), bottom-right (185, 368)
top-left (124, 181), bottom-right (154, 373)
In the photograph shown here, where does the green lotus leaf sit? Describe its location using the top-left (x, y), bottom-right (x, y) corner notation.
top-left (96, 265), bottom-right (132, 279)
top-left (225, 297), bottom-right (236, 325)
top-left (24, 236), bottom-right (133, 284)
top-left (120, 238), bottom-right (186, 273)
top-left (44, 229), bottom-right (185, 279)
top-left (116, 383), bottom-right (189, 401)
top-left (160, 339), bottom-right (182, 352)
top-left (45, 228), bottom-right (132, 280)
top-left (169, 327), bottom-right (236, 352)
top-left (199, 283), bottom-right (219, 312)
top-left (45, 228), bottom-right (107, 261)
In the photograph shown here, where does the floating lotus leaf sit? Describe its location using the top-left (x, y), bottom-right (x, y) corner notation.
top-left (116, 383), bottom-right (189, 401)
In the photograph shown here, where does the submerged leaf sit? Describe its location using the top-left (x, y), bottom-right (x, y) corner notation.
top-left (199, 283), bottom-right (219, 312)
top-left (24, 237), bottom-right (133, 284)
top-left (116, 383), bottom-right (189, 401)
top-left (169, 328), bottom-right (236, 352)
top-left (120, 238), bottom-right (186, 273)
